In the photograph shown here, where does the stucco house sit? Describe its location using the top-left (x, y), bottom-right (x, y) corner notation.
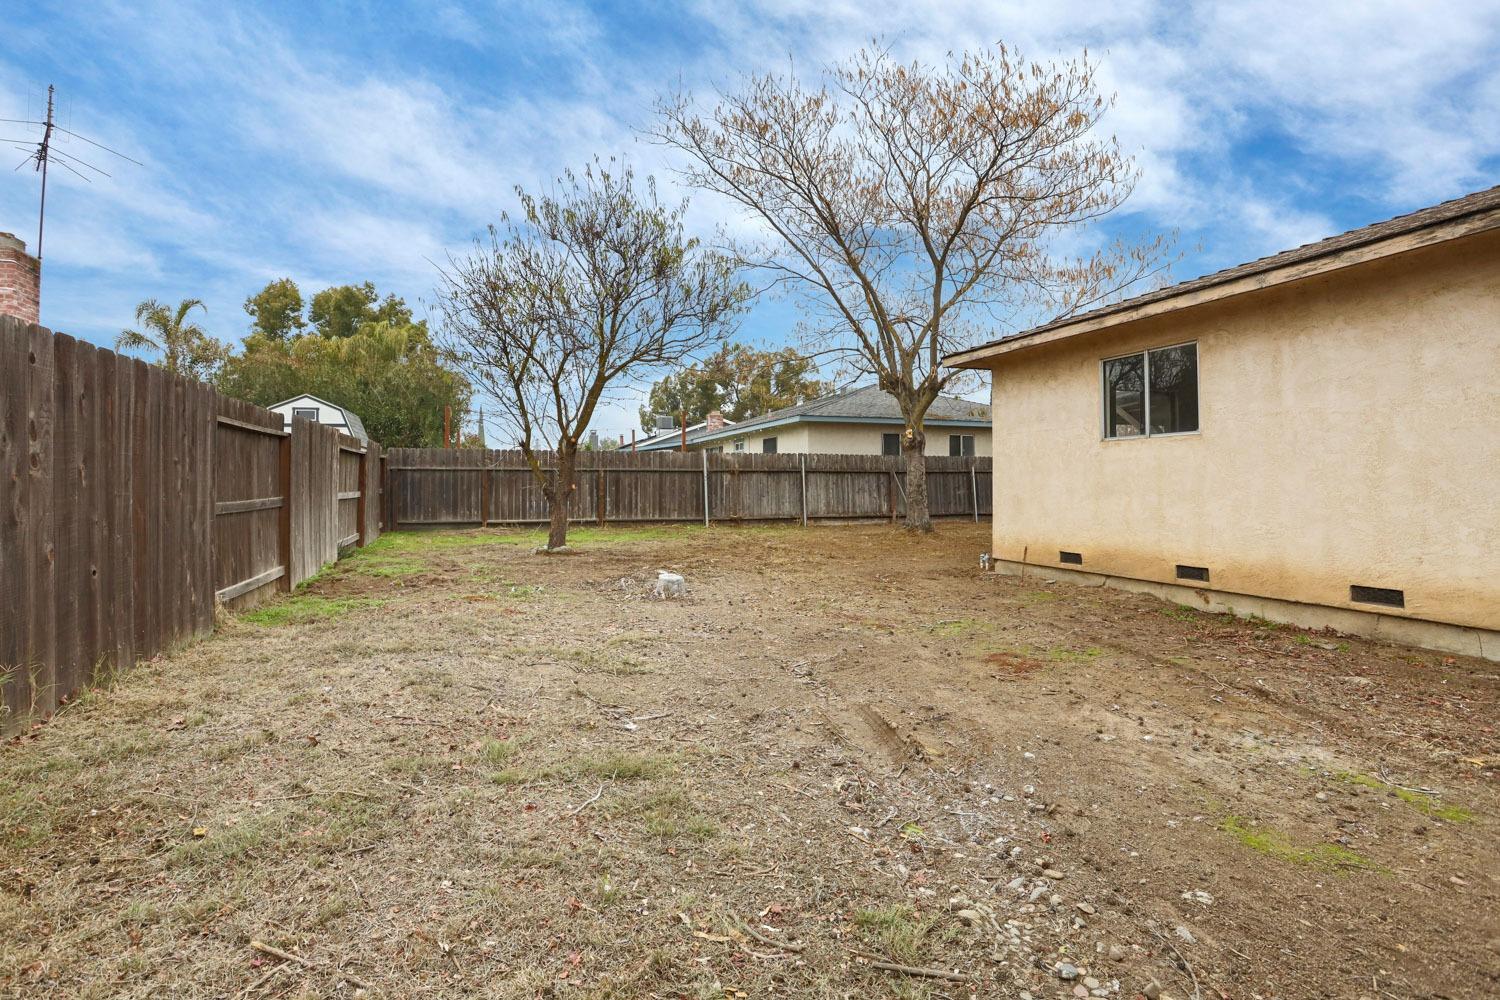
top-left (635, 385), bottom-right (991, 456)
top-left (269, 393), bottom-right (369, 440)
top-left (946, 184), bottom-right (1500, 660)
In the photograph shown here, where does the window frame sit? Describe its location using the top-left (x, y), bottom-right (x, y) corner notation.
top-left (1099, 340), bottom-right (1200, 441)
top-left (292, 406), bottom-right (320, 423)
top-left (948, 433), bottom-right (975, 457)
top-left (762, 436), bottom-right (778, 454)
top-left (881, 432), bottom-right (901, 457)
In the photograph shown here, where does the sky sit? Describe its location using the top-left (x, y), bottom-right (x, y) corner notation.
top-left (3, 0), bottom-right (1499, 441)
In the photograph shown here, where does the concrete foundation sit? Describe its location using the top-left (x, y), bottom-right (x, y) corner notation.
top-left (990, 558), bottom-right (1500, 662)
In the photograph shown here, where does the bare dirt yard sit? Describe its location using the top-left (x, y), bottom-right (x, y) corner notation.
top-left (2, 522), bottom-right (1496, 1000)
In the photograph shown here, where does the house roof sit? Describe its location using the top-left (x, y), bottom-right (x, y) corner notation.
top-left (945, 183), bottom-right (1500, 368)
top-left (271, 393), bottom-right (369, 441)
top-left (635, 415), bottom-right (737, 451)
top-left (636, 385), bottom-right (991, 451)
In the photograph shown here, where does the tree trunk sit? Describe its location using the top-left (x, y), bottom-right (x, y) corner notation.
top-left (546, 451), bottom-right (577, 549)
top-left (902, 430), bottom-right (932, 533)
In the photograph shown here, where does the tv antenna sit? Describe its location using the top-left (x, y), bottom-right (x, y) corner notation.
top-left (2, 84), bottom-right (143, 264)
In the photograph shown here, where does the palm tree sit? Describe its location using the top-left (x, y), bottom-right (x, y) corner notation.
top-left (116, 298), bottom-right (229, 380)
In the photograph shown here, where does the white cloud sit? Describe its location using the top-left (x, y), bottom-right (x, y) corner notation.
top-left (4, 0), bottom-right (1499, 438)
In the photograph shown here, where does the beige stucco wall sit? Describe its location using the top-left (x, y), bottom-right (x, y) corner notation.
top-left (705, 422), bottom-right (992, 456)
top-left (983, 228), bottom-right (1500, 633)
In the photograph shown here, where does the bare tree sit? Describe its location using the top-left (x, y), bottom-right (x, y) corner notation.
top-left (654, 44), bottom-right (1171, 531)
top-left (437, 160), bottom-right (747, 550)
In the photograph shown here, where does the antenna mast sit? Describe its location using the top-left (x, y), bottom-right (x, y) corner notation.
top-left (4, 83), bottom-right (143, 313)
top-left (35, 85), bottom-right (54, 261)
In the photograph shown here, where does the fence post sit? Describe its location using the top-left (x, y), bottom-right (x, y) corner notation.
top-left (970, 459), bottom-right (979, 523)
top-left (480, 451), bottom-right (490, 528)
top-left (701, 449), bottom-right (710, 526)
top-left (800, 454), bottom-right (807, 527)
top-left (356, 446), bottom-right (368, 546)
top-left (277, 431), bottom-right (292, 590)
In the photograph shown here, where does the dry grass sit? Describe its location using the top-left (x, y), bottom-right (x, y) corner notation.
top-left (1, 522), bottom-right (1495, 1000)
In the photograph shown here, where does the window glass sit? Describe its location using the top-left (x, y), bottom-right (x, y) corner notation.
top-left (1102, 354), bottom-right (1145, 438)
top-left (882, 432), bottom-right (901, 456)
top-left (762, 437), bottom-right (778, 454)
top-left (948, 434), bottom-right (975, 457)
top-left (293, 407), bottom-right (319, 422)
top-left (733, 439), bottom-right (745, 452)
top-left (1147, 344), bottom-right (1198, 434)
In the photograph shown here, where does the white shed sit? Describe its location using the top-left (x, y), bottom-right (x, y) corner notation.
top-left (269, 393), bottom-right (369, 440)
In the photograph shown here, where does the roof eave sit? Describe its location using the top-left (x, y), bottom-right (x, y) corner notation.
top-left (944, 204), bottom-right (1500, 370)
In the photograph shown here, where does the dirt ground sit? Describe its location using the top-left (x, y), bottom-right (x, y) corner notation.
top-left (2, 522), bottom-right (1496, 1000)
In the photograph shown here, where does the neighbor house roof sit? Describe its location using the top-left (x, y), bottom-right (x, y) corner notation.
top-left (946, 183), bottom-right (1500, 369)
top-left (271, 393), bottom-right (369, 441)
top-left (636, 385), bottom-right (991, 451)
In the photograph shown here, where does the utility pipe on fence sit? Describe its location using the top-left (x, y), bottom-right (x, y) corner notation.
top-left (702, 449), bottom-right (710, 526)
top-left (971, 460), bottom-right (979, 522)
top-left (800, 454), bottom-right (808, 527)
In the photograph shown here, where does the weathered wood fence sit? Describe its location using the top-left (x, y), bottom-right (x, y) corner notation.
top-left (385, 448), bottom-right (991, 527)
top-left (1, 318), bottom-right (382, 734)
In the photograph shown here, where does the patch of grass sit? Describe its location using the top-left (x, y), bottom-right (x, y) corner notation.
top-left (1018, 589), bottom-right (1060, 605)
top-left (0, 787), bottom-right (54, 851)
top-left (494, 751), bottom-right (677, 786)
top-left (853, 903), bottom-right (937, 963)
top-left (1162, 604), bottom-right (1206, 623)
top-left (1332, 771), bottom-right (1473, 822)
top-left (1045, 645), bottom-right (1104, 663)
top-left (928, 618), bottom-right (985, 636)
top-left (482, 737), bottom-right (520, 766)
top-left (1219, 815), bottom-right (1385, 872)
top-left (625, 787), bottom-right (717, 841)
top-left (241, 594), bottom-right (384, 627)
top-left (525, 644), bottom-right (656, 675)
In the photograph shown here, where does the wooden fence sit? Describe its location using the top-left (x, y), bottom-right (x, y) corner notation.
top-left (1, 318), bottom-right (382, 734)
top-left (385, 448), bottom-right (991, 527)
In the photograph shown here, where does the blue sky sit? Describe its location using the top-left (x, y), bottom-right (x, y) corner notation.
top-left (4, 1), bottom-right (1498, 439)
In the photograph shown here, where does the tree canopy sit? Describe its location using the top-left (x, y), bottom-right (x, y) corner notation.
top-left (115, 298), bottom-right (230, 380)
top-left (437, 159), bottom-right (747, 549)
top-left (218, 279), bottom-right (468, 447)
top-left (655, 43), bottom-right (1169, 530)
top-left (639, 343), bottom-right (825, 431)
top-left (243, 278), bottom-right (307, 341)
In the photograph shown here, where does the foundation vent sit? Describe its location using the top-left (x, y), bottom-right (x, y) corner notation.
top-left (1350, 585), bottom-right (1404, 609)
top-left (1058, 551), bottom-right (1083, 565)
top-left (1176, 564), bottom-right (1210, 583)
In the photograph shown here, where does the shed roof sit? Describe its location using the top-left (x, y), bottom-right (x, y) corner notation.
top-left (271, 393), bottom-right (369, 441)
top-left (945, 183), bottom-right (1500, 368)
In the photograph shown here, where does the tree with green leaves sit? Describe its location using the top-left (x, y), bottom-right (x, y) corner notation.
top-left (308, 282), bottom-right (420, 339)
top-left (438, 159), bottom-right (747, 550)
top-left (639, 342), bottom-right (825, 431)
top-left (243, 278), bottom-right (307, 341)
top-left (115, 298), bottom-right (230, 380)
top-left (216, 318), bottom-right (469, 447)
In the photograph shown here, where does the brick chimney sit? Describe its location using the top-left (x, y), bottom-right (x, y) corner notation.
top-left (0, 232), bottom-right (41, 325)
top-left (705, 410), bottom-right (725, 432)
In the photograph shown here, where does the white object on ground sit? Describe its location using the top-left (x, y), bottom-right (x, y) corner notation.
top-left (653, 572), bottom-right (686, 599)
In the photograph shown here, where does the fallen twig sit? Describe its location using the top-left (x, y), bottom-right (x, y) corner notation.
top-left (1377, 764), bottom-right (1439, 795)
top-left (566, 782), bottom-right (608, 817)
top-left (729, 916), bottom-right (805, 953)
top-left (249, 939), bottom-right (372, 990)
top-left (847, 948), bottom-right (973, 983)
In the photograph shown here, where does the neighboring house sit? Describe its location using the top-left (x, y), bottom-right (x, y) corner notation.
top-left (946, 184), bottom-right (1500, 660)
top-left (634, 385), bottom-right (992, 456)
top-left (269, 393), bottom-right (368, 441)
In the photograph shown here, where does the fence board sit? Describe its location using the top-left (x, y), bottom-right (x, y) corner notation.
top-left (385, 448), bottom-right (992, 526)
top-left (1, 319), bottom-right (384, 733)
